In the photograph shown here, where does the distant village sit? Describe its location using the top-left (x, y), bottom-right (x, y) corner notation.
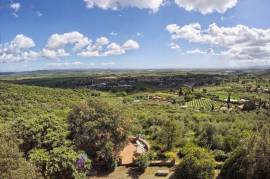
top-left (85, 74), bottom-right (224, 91)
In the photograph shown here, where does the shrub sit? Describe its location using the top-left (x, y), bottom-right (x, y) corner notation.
top-left (156, 118), bottom-right (183, 151)
top-left (176, 146), bottom-right (215, 179)
top-left (29, 147), bottom-right (91, 179)
top-left (123, 97), bottom-right (133, 104)
top-left (213, 150), bottom-right (228, 162)
top-left (0, 123), bottom-right (40, 179)
top-left (220, 128), bottom-right (270, 179)
top-left (116, 91), bottom-right (127, 97)
top-left (90, 91), bottom-right (101, 97)
top-left (243, 100), bottom-right (256, 111)
top-left (136, 152), bottom-right (150, 171)
top-left (164, 151), bottom-right (177, 160)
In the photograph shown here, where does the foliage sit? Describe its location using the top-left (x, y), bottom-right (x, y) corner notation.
top-left (29, 147), bottom-right (91, 179)
top-left (186, 99), bottom-right (221, 110)
top-left (136, 152), bottom-right (151, 171)
top-left (13, 115), bottom-right (69, 153)
top-left (116, 91), bottom-right (127, 97)
top-left (156, 117), bottom-right (183, 150)
top-left (176, 145), bottom-right (216, 179)
top-left (212, 150), bottom-right (228, 162)
top-left (12, 114), bottom-right (90, 178)
top-left (197, 123), bottom-right (219, 149)
top-left (164, 151), bottom-right (177, 160)
top-left (0, 70), bottom-right (269, 178)
top-left (0, 122), bottom-right (40, 179)
top-left (68, 99), bottom-right (131, 166)
top-left (243, 100), bottom-right (256, 111)
top-left (220, 128), bottom-right (270, 179)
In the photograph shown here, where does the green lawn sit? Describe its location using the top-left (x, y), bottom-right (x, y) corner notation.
top-left (91, 166), bottom-right (174, 179)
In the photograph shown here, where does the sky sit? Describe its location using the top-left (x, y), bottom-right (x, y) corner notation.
top-left (0, 0), bottom-right (270, 72)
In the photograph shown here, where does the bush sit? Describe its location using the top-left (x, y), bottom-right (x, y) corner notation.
top-left (184, 95), bottom-right (194, 102)
top-left (176, 146), bottom-right (215, 179)
top-left (213, 150), bottom-right (228, 162)
top-left (156, 118), bottom-right (183, 151)
top-left (164, 151), bottom-right (177, 160)
top-left (220, 129), bottom-right (270, 179)
top-left (116, 91), bottom-right (127, 97)
top-left (29, 147), bottom-right (91, 179)
top-left (0, 123), bottom-right (40, 179)
top-left (243, 100), bottom-right (256, 111)
top-left (90, 91), bottom-right (101, 97)
top-left (123, 97), bottom-right (133, 104)
top-left (136, 152), bottom-right (151, 171)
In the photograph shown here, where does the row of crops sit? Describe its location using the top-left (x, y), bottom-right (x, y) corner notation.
top-left (186, 98), bottom-right (223, 110)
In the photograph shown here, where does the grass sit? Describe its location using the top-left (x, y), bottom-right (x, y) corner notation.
top-left (91, 166), bottom-right (174, 179)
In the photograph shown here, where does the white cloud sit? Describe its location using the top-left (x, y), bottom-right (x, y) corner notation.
top-left (96, 37), bottom-right (110, 46)
top-left (1, 32), bottom-right (140, 63)
top-left (78, 49), bottom-right (100, 57)
top-left (79, 38), bottom-right (140, 57)
top-left (122, 40), bottom-right (140, 50)
top-left (11, 34), bottom-right (35, 49)
top-left (169, 42), bottom-right (180, 49)
top-left (83, 0), bottom-right (237, 14)
top-left (110, 32), bottom-right (118, 36)
top-left (47, 61), bottom-right (84, 67)
top-left (105, 43), bottom-right (125, 56)
top-left (185, 48), bottom-right (216, 54)
top-left (0, 34), bottom-right (38, 63)
top-left (46, 31), bottom-right (89, 51)
top-left (166, 23), bottom-right (270, 61)
top-left (10, 2), bottom-right (21, 12)
top-left (83, 0), bottom-right (164, 13)
top-left (174, 0), bottom-right (238, 14)
top-left (41, 49), bottom-right (69, 59)
top-left (186, 49), bottom-right (206, 54)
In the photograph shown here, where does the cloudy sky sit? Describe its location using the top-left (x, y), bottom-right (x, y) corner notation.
top-left (0, 0), bottom-right (270, 71)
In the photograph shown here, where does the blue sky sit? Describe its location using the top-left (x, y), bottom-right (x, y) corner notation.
top-left (0, 0), bottom-right (270, 72)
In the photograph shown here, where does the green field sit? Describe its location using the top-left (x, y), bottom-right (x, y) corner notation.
top-left (186, 99), bottom-right (223, 110)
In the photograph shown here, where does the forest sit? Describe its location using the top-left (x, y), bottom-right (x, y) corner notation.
top-left (0, 69), bottom-right (269, 179)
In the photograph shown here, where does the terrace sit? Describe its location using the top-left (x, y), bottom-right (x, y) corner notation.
top-left (119, 137), bottom-right (150, 166)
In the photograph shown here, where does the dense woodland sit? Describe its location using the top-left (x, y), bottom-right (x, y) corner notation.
top-left (0, 70), bottom-right (269, 179)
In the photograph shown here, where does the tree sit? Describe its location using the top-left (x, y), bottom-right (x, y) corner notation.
top-left (227, 92), bottom-right (231, 108)
top-left (178, 88), bottom-right (184, 96)
top-left (13, 115), bottom-right (90, 178)
top-left (13, 115), bottom-right (68, 153)
top-left (197, 123), bottom-right (217, 149)
top-left (220, 128), bottom-right (270, 179)
top-left (0, 122), bottom-right (40, 179)
top-left (157, 118), bottom-right (183, 151)
top-left (203, 89), bottom-right (207, 93)
top-left (243, 100), bottom-right (256, 111)
top-left (68, 99), bottom-right (131, 167)
top-left (29, 147), bottom-right (91, 179)
top-left (176, 145), bottom-right (216, 179)
top-left (211, 104), bottom-right (214, 111)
